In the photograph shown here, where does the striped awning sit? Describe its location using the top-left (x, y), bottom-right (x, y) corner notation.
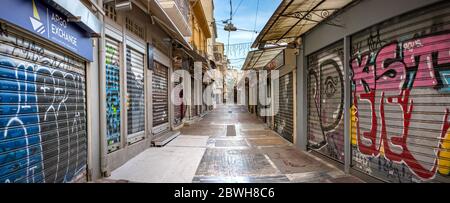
top-left (252, 0), bottom-right (353, 48)
top-left (242, 46), bottom-right (286, 70)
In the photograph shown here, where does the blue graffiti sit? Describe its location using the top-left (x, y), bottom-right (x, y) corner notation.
top-left (106, 64), bottom-right (121, 147)
top-left (439, 70), bottom-right (450, 93)
top-left (0, 55), bottom-right (86, 183)
top-left (0, 58), bottom-right (44, 183)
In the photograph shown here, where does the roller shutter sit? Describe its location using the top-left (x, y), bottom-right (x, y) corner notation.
top-left (350, 2), bottom-right (450, 183)
top-left (0, 25), bottom-right (87, 183)
top-left (152, 61), bottom-right (169, 133)
top-left (274, 72), bottom-right (294, 142)
top-left (126, 47), bottom-right (145, 144)
top-left (105, 37), bottom-right (121, 152)
top-left (307, 42), bottom-right (345, 163)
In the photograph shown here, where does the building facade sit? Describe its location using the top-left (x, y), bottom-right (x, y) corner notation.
top-left (249, 0), bottom-right (450, 183)
top-left (0, 0), bottom-right (220, 183)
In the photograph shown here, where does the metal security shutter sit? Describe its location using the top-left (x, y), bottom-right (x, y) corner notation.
top-left (126, 47), bottom-right (145, 143)
top-left (307, 42), bottom-right (345, 163)
top-left (152, 61), bottom-right (169, 132)
top-left (274, 72), bottom-right (294, 143)
top-left (350, 2), bottom-right (450, 182)
top-left (0, 25), bottom-right (87, 183)
top-left (105, 37), bottom-right (121, 152)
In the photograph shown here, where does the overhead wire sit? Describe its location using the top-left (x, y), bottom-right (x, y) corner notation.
top-left (251, 0), bottom-right (260, 42)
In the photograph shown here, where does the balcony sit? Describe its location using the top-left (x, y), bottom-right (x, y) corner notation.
top-left (158, 0), bottom-right (192, 37)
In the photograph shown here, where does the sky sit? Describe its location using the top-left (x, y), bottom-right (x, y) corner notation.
top-left (213, 0), bottom-right (282, 69)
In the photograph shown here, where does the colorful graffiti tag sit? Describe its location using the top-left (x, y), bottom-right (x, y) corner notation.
top-left (105, 41), bottom-right (121, 150)
top-left (351, 33), bottom-right (450, 182)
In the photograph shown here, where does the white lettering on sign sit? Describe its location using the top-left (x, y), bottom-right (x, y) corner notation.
top-left (51, 13), bottom-right (67, 28)
top-left (51, 13), bottom-right (77, 47)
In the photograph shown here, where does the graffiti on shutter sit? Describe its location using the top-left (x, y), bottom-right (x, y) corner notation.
top-left (275, 72), bottom-right (294, 142)
top-left (307, 42), bottom-right (345, 162)
top-left (0, 24), bottom-right (87, 183)
top-left (105, 37), bottom-right (120, 152)
top-left (152, 61), bottom-right (169, 129)
top-left (350, 2), bottom-right (450, 182)
top-left (126, 47), bottom-right (145, 142)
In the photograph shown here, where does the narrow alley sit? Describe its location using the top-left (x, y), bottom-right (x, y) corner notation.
top-left (107, 105), bottom-right (361, 183)
top-left (1, 0), bottom-right (449, 187)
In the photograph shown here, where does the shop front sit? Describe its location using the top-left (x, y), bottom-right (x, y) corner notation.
top-left (0, 0), bottom-right (100, 183)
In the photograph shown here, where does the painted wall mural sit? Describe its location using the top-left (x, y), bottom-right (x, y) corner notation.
top-left (105, 39), bottom-right (120, 151)
top-left (307, 44), bottom-right (345, 162)
top-left (351, 26), bottom-right (450, 182)
top-left (0, 25), bottom-right (87, 183)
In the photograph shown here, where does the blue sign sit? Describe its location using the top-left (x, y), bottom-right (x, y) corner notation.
top-left (0, 0), bottom-right (93, 61)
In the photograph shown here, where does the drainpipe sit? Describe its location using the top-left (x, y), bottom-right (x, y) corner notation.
top-left (97, 0), bottom-right (109, 177)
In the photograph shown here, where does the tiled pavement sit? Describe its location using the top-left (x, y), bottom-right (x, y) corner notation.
top-left (104, 105), bottom-right (363, 183)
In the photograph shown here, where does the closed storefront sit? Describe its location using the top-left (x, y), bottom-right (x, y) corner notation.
top-left (275, 72), bottom-right (294, 143)
top-left (0, 0), bottom-right (97, 183)
top-left (126, 46), bottom-right (145, 144)
top-left (0, 25), bottom-right (87, 183)
top-left (307, 42), bottom-right (345, 162)
top-left (350, 1), bottom-right (450, 182)
top-left (152, 61), bottom-right (169, 134)
top-left (105, 37), bottom-right (121, 152)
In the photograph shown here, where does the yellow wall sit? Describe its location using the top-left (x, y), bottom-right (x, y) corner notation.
top-left (190, 0), bottom-right (210, 56)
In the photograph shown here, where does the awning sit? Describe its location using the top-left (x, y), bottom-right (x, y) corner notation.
top-left (150, 0), bottom-right (192, 51)
top-left (242, 46), bottom-right (286, 70)
top-left (252, 0), bottom-right (353, 48)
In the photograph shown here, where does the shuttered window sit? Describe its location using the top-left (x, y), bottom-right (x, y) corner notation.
top-left (126, 47), bottom-right (145, 143)
top-left (152, 61), bottom-right (169, 129)
top-left (105, 37), bottom-right (121, 152)
top-left (0, 24), bottom-right (87, 183)
top-left (307, 42), bottom-right (345, 162)
top-left (350, 2), bottom-right (450, 182)
top-left (274, 72), bottom-right (294, 143)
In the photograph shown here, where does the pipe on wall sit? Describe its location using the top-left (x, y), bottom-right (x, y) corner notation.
top-left (97, 0), bottom-right (109, 177)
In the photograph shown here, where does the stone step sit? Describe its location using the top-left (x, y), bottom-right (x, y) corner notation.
top-left (151, 130), bottom-right (180, 147)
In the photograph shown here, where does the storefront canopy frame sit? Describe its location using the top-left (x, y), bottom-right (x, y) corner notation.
top-left (251, 0), bottom-right (353, 48)
top-left (242, 46), bottom-right (286, 70)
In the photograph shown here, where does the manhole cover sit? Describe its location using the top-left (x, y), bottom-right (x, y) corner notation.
top-left (226, 125), bottom-right (236, 136)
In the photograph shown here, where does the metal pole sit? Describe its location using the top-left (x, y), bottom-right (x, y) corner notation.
top-left (343, 36), bottom-right (351, 174)
top-left (97, 0), bottom-right (109, 177)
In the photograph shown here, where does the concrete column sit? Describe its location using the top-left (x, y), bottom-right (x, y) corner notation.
top-left (296, 43), bottom-right (308, 151)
